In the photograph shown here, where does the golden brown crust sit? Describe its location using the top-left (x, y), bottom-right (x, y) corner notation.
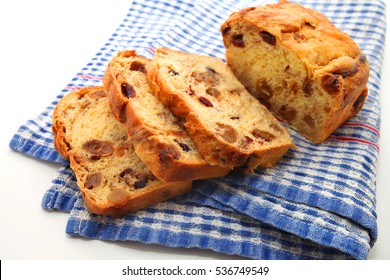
top-left (52, 86), bottom-right (192, 217)
top-left (221, 0), bottom-right (370, 143)
top-left (147, 48), bottom-right (295, 169)
top-left (103, 50), bottom-right (230, 181)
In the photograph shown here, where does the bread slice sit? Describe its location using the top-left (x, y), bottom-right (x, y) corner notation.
top-left (52, 86), bottom-right (192, 217)
top-left (103, 50), bottom-right (230, 182)
top-left (147, 48), bottom-right (295, 170)
top-left (220, 0), bottom-right (370, 143)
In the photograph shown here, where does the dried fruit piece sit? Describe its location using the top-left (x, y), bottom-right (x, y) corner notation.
top-left (192, 69), bottom-right (217, 83)
top-left (85, 173), bottom-right (102, 190)
top-left (107, 188), bottom-right (129, 204)
top-left (130, 61), bottom-right (147, 74)
top-left (169, 68), bottom-right (179, 76)
top-left (321, 74), bottom-right (341, 95)
top-left (222, 26), bottom-right (231, 35)
top-left (217, 123), bottom-right (238, 143)
top-left (174, 140), bottom-right (191, 152)
top-left (255, 80), bottom-right (273, 100)
top-left (303, 114), bottom-right (315, 128)
top-left (353, 92), bottom-right (366, 110)
top-left (83, 140), bottom-right (114, 158)
top-left (333, 64), bottom-right (359, 78)
top-left (260, 31), bottom-right (276, 45)
top-left (279, 106), bottom-right (297, 122)
top-left (121, 82), bottom-right (136, 98)
top-left (303, 79), bottom-right (313, 97)
top-left (232, 34), bottom-right (245, 47)
top-left (199, 96), bottom-right (214, 107)
top-left (119, 168), bottom-right (134, 178)
top-left (206, 87), bottom-right (221, 98)
top-left (252, 128), bottom-right (275, 141)
top-left (134, 176), bottom-right (149, 189)
top-left (159, 146), bottom-right (180, 162)
top-left (240, 136), bottom-right (254, 148)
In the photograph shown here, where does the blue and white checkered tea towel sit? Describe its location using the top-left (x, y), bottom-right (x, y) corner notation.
top-left (9, 0), bottom-right (386, 259)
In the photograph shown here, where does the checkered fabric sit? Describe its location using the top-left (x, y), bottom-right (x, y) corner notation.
top-left (10, 0), bottom-right (386, 259)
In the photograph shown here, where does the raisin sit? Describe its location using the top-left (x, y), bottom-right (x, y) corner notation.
top-left (333, 63), bottom-right (358, 78)
top-left (159, 146), bottom-right (180, 162)
top-left (130, 61), bottom-right (147, 74)
top-left (252, 128), bottom-right (275, 141)
top-left (134, 176), bottom-right (148, 189)
top-left (230, 116), bottom-right (240, 120)
top-left (353, 92), bottom-right (366, 110)
top-left (216, 123), bottom-right (238, 143)
top-left (85, 173), bottom-right (102, 190)
top-left (290, 80), bottom-right (300, 94)
top-left (321, 74), bottom-right (341, 95)
top-left (174, 140), bottom-right (190, 152)
top-left (169, 68), bottom-right (179, 76)
top-left (303, 114), bottom-right (315, 128)
top-left (279, 105), bottom-right (297, 121)
top-left (121, 82), bottom-right (136, 98)
top-left (206, 87), bottom-right (221, 98)
top-left (119, 168), bottom-right (134, 178)
top-left (255, 80), bottom-right (273, 100)
top-left (222, 26), bottom-right (231, 35)
top-left (240, 136), bottom-right (254, 148)
top-left (260, 31), bottom-right (276, 46)
top-left (303, 79), bottom-right (313, 97)
top-left (232, 34), bottom-right (245, 47)
top-left (192, 70), bottom-right (216, 83)
top-left (199, 96), bottom-right (213, 107)
top-left (83, 140), bottom-right (113, 158)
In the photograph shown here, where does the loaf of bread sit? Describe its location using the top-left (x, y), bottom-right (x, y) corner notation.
top-left (103, 50), bottom-right (230, 182)
top-left (221, 0), bottom-right (370, 143)
top-left (52, 86), bottom-right (192, 217)
top-left (147, 48), bottom-right (295, 170)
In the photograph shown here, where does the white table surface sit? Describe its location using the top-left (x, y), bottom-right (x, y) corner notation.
top-left (0, 0), bottom-right (388, 260)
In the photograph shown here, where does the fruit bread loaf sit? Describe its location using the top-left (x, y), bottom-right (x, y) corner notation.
top-left (103, 50), bottom-right (230, 182)
top-left (147, 48), bottom-right (295, 170)
top-left (221, 0), bottom-right (370, 143)
top-left (52, 86), bottom-right (192, 217)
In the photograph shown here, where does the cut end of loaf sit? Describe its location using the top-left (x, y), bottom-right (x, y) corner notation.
top-left (221, 1), bottom-right (370, 143)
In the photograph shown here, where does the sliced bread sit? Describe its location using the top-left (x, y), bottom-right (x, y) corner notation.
top-left (103, 50), bottom-right (230, 182)
top-left (52, 86), bottom-right (192, 217)
top-left (147, 48), bottom-right (295, 170)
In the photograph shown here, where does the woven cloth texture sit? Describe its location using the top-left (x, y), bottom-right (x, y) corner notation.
top-left (10, 0), bottom-right (386, 259)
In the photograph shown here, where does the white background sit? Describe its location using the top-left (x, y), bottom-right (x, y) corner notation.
top-left (0, 0), bottom-right (388, 260)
